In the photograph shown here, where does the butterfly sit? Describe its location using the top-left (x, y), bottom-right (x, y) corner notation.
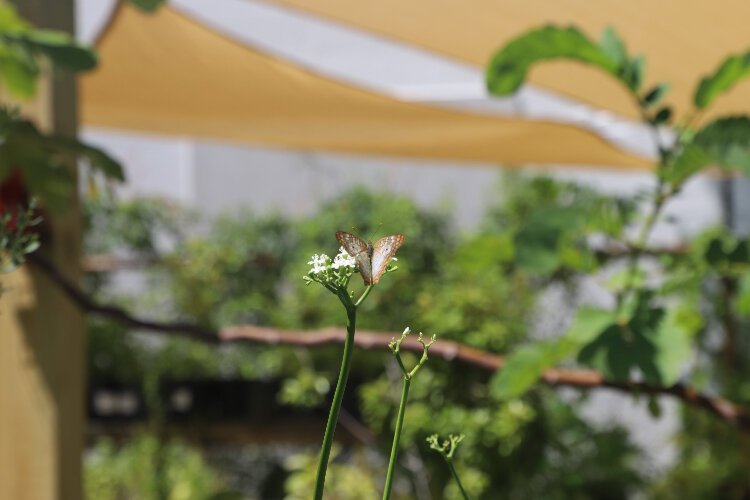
top-left (336, 231), bottom-right (405, 285)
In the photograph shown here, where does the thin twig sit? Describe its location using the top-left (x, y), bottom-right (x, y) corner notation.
top-left (28, 253), bottom-right (750, 433)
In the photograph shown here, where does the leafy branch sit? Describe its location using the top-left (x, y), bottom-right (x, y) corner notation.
top-left (485, 24), bottom-right (750, 409)
top-left (0, 3), bottom-right (125, 210)
top-left (28, 253), bottom-right (750, 433)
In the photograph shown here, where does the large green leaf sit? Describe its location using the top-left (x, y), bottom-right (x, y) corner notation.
top-left (693, 116), bottom-right (750, 172)
top-left (0, 4), bottom-right (29, 32)
top-left (0, 107), bottom-right (124, 209)
top-left (565, 307), bottom-right (616, 344)
top-left (46, 136), bottom-right (125, 181)
top-left (491, 341), bottom-right (564, 400)
top-left (21, 31), bottom-right (97, 71)
top-left (491, 307), bottom-right (614, 399)
top-left (0, 43), bottom-right (38, 97)
top-left (486, 25), bottom-right (620, 97)
top-left (694, 51), bottom-right (750, 109)
top-left (0, 4), bottom-right (97, 98)
top-left (578, 294), bottom-right (696, 385)
top-left (664, 143), bottom-right (713, 185)
top-left (651, 306), bottom-right (701, 385)
top-left (668, 117), bottom-right (750, 182)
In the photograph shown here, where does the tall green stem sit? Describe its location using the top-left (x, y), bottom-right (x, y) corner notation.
top-left (313, 302), bottom-right (356, 500)
top-left (382, 376), bottom-right (411, 500)
top-left (446, 459), bottom-right (470, 500)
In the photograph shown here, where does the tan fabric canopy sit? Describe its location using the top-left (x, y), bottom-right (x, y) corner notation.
top-left (80, 5), bottom-right (649, 169)
top-left (270, 0), bottom-right (750, 122)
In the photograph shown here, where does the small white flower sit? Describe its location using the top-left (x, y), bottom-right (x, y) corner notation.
top-left (307, 253), bottom-right (330, 274)
top-left (331, 247), bottom-right (356, 270)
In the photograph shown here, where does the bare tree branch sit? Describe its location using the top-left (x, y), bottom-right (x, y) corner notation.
top-left (30, 253), bottom-right (750, 433)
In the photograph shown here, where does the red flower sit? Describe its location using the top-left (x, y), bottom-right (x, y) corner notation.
top-left (0, 169), bottom-right (30, 231)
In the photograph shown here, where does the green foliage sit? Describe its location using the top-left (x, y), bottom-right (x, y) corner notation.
top-left (164, 213), bottom-right (296, 327)
top-left (0, 107), bottom-right (124, 210)
top-left (284, 448), bottom-right (380, 499)
top-left (0, 197), bottom-right (40, 273)
top-left (486, 25), bottom-right (619, 96)
top-left (79, 21), bottom-right (750, 499)
top-left (490, 341), bottom-right (563, 399)
top-left (642, 83), bottom-right (670, 108)
top-left (0, 6), bottom-right (123, 214)
top-left (85, 179), bottom-right (646, 498)
top-left (651, 410), bottom-right (750, 499)
top-left (486, 25), bottom-right (653, 101)
top-left (491, 307), bottom-right (613, 399)
top-left (128, 0), bottom-right (168, 13)
top-left (694, 50), bottom-right (750, 109)
top-left (692, 117), bottom-right (750, 172)
top-left (85, 434), bottom-right (237, 500)
top-left (0, 3), bottom-right (96, 97)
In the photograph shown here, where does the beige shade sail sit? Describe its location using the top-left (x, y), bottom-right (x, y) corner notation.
top-left (269, 0), bottom-right (750, 122)
top-left (79, 5), bottom-right (649, 169)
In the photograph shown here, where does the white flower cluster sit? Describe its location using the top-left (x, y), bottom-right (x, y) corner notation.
top-left (305, 247), bottom-right (357, 290)
top-left (307, 253), bottom-right (331, 274)
top-left (332, 247), bottom-right (356, 270)
top-left (307, 248), bottom-right (356, 275)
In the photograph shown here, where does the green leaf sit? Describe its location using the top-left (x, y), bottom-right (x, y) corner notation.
top-left (578, 294), bottom-right (696, 385)
top-left (621, 54), bottom-right (645, 91)
top-left (728, 239), bottom-right (750, 264)
top-left (648, 305), bottom-right (700, 386)
top-left (599, 27), bottom-right (627, 66)
top-left (486, 25), bottom-right (619, 97)
top-left (647, 397), bottom-right (662, 418)
top-left (565, 307), bottom-right (615, 344)
top-left (491, 307), bottom-right (613, 399)
top-left (0, 106), bottom-right (124, 210)
top-left (0, 4), bottom-right (29, 32)
top-left (22, 31), bottom-right (97, 71)
top-left (694, 50), bottom-right (750, 109)
top-left (454, 234), bottom-right (514, 274)
top-left (47, 136), bottom-right (125, 181)
top-left (128, 0), bottom-right (167, 12)
top-left (694, 116), bottom-right (750, 172)
top-left (668, 116), bottom-right (750, 182)
top-left (704, 237), bottom-right (726, 266)
top-left (736, 272), bottom-right (750, 316)
top-left (514, 206), bottom-right (586, 276)
top-left (652, 107), bottom-right (672, 125)
top-left (642, 83), bottom-right (669, 108)
top-left (490, 341), bottom-right (563, 399)
top-left (664, 143), bottom-right (713, 185)
top-left (0, 46), bottom-right (38, 97)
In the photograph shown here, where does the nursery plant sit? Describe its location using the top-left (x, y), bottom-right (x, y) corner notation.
top-left (27, 18), bottom-right (750, 500)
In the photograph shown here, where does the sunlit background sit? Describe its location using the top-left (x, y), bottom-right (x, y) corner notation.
top-left (3, 1), bottom-right (750, 499)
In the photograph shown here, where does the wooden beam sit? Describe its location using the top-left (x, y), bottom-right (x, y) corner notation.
top-left (0, 1), bottom-right (83, 499)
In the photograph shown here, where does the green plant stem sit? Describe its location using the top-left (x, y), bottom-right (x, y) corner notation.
top-left (355, 285), bottom-right (374, 307)
top-left (313, 302), bottom-right (356, 500)
top-left (383, 376), bottom-right (411, 500)
top-left (445, 458), bottom-right (470, 500)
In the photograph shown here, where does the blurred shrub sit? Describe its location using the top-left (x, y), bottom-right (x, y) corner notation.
top-left (83, 175), bottom-right (651, 498)
top-left (85, 433), bottom-right (238, 500)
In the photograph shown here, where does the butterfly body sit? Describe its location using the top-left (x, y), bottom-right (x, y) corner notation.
top-left (336, 231), bottom-right (405, 285)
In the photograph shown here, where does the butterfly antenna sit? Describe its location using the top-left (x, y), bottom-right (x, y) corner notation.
top-left (366, 221), bottom-right (384, 242)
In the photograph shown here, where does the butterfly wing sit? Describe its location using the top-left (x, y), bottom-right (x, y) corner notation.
top-left (370, 234), bottom-right (405, 284)
top-left (336, 231), bottom-right (373, 284)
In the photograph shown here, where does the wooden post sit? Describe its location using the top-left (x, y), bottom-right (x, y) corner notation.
top-left (0, 1), bottom-right (84, 499)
